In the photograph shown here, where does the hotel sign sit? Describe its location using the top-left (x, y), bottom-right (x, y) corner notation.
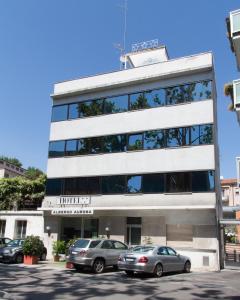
top-left (51, 207), bottom-right (94, 215)
top-left (57, 196), bottom-right (90, 206)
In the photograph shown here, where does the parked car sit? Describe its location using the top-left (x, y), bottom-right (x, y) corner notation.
top-left (67, 238), bottom-right (128, 273)
top-left (118, 245), bottom-right (191, 277)
top-left (0, 238), bottom-right (11, 248)
top-left (0, 239), bottom-right (47, 263)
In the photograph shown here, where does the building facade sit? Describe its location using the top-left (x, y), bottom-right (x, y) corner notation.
top-left (0, 160), bottom-right (25, 178)
top-left (42, 47), bottom-right (222, 270)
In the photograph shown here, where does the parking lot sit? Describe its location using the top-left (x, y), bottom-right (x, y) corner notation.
top-left (0, 263), bottom-right (240, 300)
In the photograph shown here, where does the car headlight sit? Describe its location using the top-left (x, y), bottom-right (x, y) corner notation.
top-left (3, 249), bottom-right (10, 254)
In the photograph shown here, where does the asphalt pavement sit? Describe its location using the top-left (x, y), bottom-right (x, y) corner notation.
top-left (0, 262), bottom-right (239, 300)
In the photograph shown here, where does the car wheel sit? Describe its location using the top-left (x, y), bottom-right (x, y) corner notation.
top-left (183, 261), bottom-right (191, 273)
top-left (15, 254), bottom-right (23, 264)
top-left (74, 264), bottom-right (83, 271)
top-left (154, 263), bottom-right (163, 277)
top-left (40, 253), bottom-right (47, 261)
top-left (92, 258), bottom-right (105, 274)
top-left (125, 270), bottom-right (134, 276)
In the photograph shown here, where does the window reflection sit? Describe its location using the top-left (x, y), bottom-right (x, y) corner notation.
top-left (128, 133), bottom-right (143, 151)
top-left (65, 140), bottom-right (78, 156)
top-left (104, 95), bottom-right (128, 114)
top-left (51, 105), bottom-right (68, 122)
top-left (166, 172), bottom-right (191, 193)
top-left (199, 124), bottom-right (213, 144)
top-left (144, 130), bottom-right (165, 149)
top-left (49, 141), bottom-right (65, 157)
top-left (127, 175), bottom-right (142, 193)
top-left (103, 135), bottom-right (126, 153)
top-left (69, 103), bottom-right (81, 119)
top-left (166, 127), bottom-right (190, 147)
top-left (130, 93), bottom-right (150, 110)
top-left (102, 176), bottom-right (126, 194)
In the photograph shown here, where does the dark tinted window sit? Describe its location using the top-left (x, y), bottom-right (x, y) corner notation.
top-left (113, 241), bottom-right (128, 250)
top-left (158, 247), bottom-right (168, 255)
top-left (65, 140), bottom-right (78, 156)
top-left (130, 93), bottom-right (150, 110)
top-left (89, 240), bottom-right (101, 248)
top-left (80, 99), bottom-right (104, 117)
top-left (64, 178), bottom-right (79, 195)
top-left (104, 95), bottom-right (128, 114)
top-left (76, 178), bottom-right (88, 195)
top-left (89, 137), bottom-right (102, 154)
top-left (49, 141), bottom-right (65, 157)
top-left (51, 105), bottom-right (68, 122)
top-left (69, 103), bottom-right (81, 119)
top-left (166, 172), bottom-right (191, 193)
top-left (199, 124), bottom-right (213, 144)
top-left (101, 240), bottom-right (113, 249)
top-left (88, 177), bottom-right (101, 194)
top-left (166, 127), bottom-right (190, 147)
top-left (103, 135), bottom-right (126, 153)
top-left (78, 138), bottom-right (90, 155)
top-left (142, 173), bottom-right (164, 193)
top-left (144, 130), bottom-right (165, 149)
top-left (127, 217), bottom-right (142, 224)
top-left (192, 171), bottom-right (215, 192)
top-left (46, 179), bottom-right (62, 196)
top-left (127, 175), bottom-right (142, 193)
top-left (102, 176), bottom-right (126, 194)
top-left (128, 133), bottom-right (143, 151)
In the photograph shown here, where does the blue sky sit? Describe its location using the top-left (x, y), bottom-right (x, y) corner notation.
top-left (0, 0), bottom-right (239, 178)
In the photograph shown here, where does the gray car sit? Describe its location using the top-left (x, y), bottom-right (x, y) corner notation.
top-left (118, 245), bottom-right (191, 277)
top-left (67, 239), bottom-right (128, 273)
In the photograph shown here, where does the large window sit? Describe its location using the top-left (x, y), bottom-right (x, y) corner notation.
top-left (166, 127), bottom-right (190, 147)
top-left (49, 141), bottom-right (65, 158)
top-left (51, 105), bottom-right (68, 122)
top-left (65, 140), bottom-right (78, 156)
top-left (128, 133), bottom-right (143, 151)
top-left (51, 80), bottom-right (212, 122)
top-left (45, 171), bottom-right (215, 196)
top-left (0, 220), bottom-right (6, 237)
top-left (144, 130), bottom-right (165, 150)
top-left (102, 176), bottom-right (126, 194)
top-left (166, 172), bottom-right (191, 193)
top-left (104, 95), bottom-right (128, 114)
top-left (15, 220), bottom-right (27, 239)
top-left (103, 135), bottom-right (126, 153)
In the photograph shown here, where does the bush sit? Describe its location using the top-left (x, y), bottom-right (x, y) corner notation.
top-left (52, 240), bottom-right (66, 256)
top-left (22, 236), bottom-right (44, 257)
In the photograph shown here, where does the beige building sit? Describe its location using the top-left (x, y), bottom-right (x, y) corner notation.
top-left (0, 160), bottom-right (25, 178)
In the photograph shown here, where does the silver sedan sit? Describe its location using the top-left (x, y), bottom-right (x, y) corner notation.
top-left (118, 245), bottom-right (191, 277)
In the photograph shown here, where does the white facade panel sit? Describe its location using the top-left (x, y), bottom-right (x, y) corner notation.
top-left (50, 100), bottom-right (213, 141)
top-left (47, 145), bottom-right (215, 178)
top-left (53, 53), bottom-right (212, 97)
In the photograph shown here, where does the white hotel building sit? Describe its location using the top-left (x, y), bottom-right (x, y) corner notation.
top-left (41, 46), bottom-right (223, 270)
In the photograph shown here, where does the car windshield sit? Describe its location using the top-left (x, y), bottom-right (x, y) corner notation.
top-left (7, 240), bottom-right (23, 247)
top-left (73, 239), bottom-right (90, 248)
top-left (132, 246), bottom-right (155, 253)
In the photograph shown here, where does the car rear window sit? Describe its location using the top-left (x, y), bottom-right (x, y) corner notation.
top-left (132, 246), bottom-right (155, 253)
top-left (73, 239), bottom-right (90, 248)
top-left (7, 240), bottom-right (21, 247)
top-left (89, 240), bottom-right (101, 248)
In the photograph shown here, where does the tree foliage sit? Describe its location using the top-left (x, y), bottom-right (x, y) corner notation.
top-left (0, 156), bottom-right (22, 167)
top-left (25, 167), bottom-right (44, 180)
top-left (0, 174), bottom-right (46, 210)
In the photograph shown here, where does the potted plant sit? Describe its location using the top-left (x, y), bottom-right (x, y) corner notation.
top-left (22, 235), bottom-right (44, 265)
top-left (52, 240), bottom-right (66, 262)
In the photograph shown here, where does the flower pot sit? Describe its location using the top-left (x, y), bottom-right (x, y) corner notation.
top-left (53, 255), bottom-right (60, 262)
top-left (66, 261), bottom-right (74, 269)
top-left (24, 255), bottom-right (38, 265)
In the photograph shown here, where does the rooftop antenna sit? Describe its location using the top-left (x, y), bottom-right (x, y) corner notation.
top-left (114, 0), bottom-right (128, 70)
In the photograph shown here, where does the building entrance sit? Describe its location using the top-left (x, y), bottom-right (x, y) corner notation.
top-left (126, 217), bottom-right (141, 246)
top-left (61, 217), bottom-right (98, 241)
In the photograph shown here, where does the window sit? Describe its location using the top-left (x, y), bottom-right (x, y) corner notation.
top-left (144, 130), bottom-right (165, 149)
top-left (89, 240), bottom-right (101, 248)
top-left (142, 173), bottom-right (164, 193)
top-left (128, 133), bottom-right (143, 151)
top-left (167, 247), bottom-right (177, 256)
top-left (80, 99), bottom-right (104, 117)
top-left (166, 127), bottom-right (190, 147)
top-left (78, 138), bottom-right (90, 155)
top-left (73, 239), bottom-right (90, 248)
top-left (89, 137), bottom-right (102, 154)
top-left (64, 178), bottom-right (79, 195)
top-left (144, 89), bottom-right (166, 107)
top-left (192, 171), bottom-right (215, 192)
top-left (199, 124), bottom-right (213, 144)
top-left (103, 135), bottom-right (126, 153)
top-left (166, 172), bottom-right (191, 193)
top-left (127, 217), bottom-right (142, 225)
top-left (130, 92), bottom-right (150, 110)
top-left (68, 103), bottom-right (81, 119)
top-left (49, 141), bottom-right (65, 158)
top-left (166, 85), bottom-right (188, 105)
top-left (51, 105), bottom-right (68, 122)
top-left (101, 240), bottom-right (113, 249)
top-left (88, 177), bottom-right (101, 194)
top-left (0, 220), bottom-right (6, 237)
top-left (65, 140), bottom-right (78, 156)
top-left (104, 95), bottom-right (128, 114)
top-left (127, 175), bottom-right (142, 193)
top-left (45, 178), bottom-right (62, 196)
top-left (15, 221), bottom-right (27, 239)
top-left (113, 241), bottom-right (128, 250)
top-left (158, 247), bottom-right (168, 255)
top-left (102, 176), bottom-right (126, 194)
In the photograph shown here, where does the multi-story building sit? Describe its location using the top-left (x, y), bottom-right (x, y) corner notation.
top-left (0, 159), bottom-right (25, 178)
top-left (41, 46), bottom-right (222, 270)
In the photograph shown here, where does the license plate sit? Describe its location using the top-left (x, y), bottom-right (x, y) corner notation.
top-left (125, 258), bottom-right (135, 262)
top-left (71, 251), bottom-right (78, 255)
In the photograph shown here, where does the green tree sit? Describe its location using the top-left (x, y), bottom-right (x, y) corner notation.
top-left (25, 167), bottom-right (44, 180)
top-left (0, 156), bottom-right (22, 167)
